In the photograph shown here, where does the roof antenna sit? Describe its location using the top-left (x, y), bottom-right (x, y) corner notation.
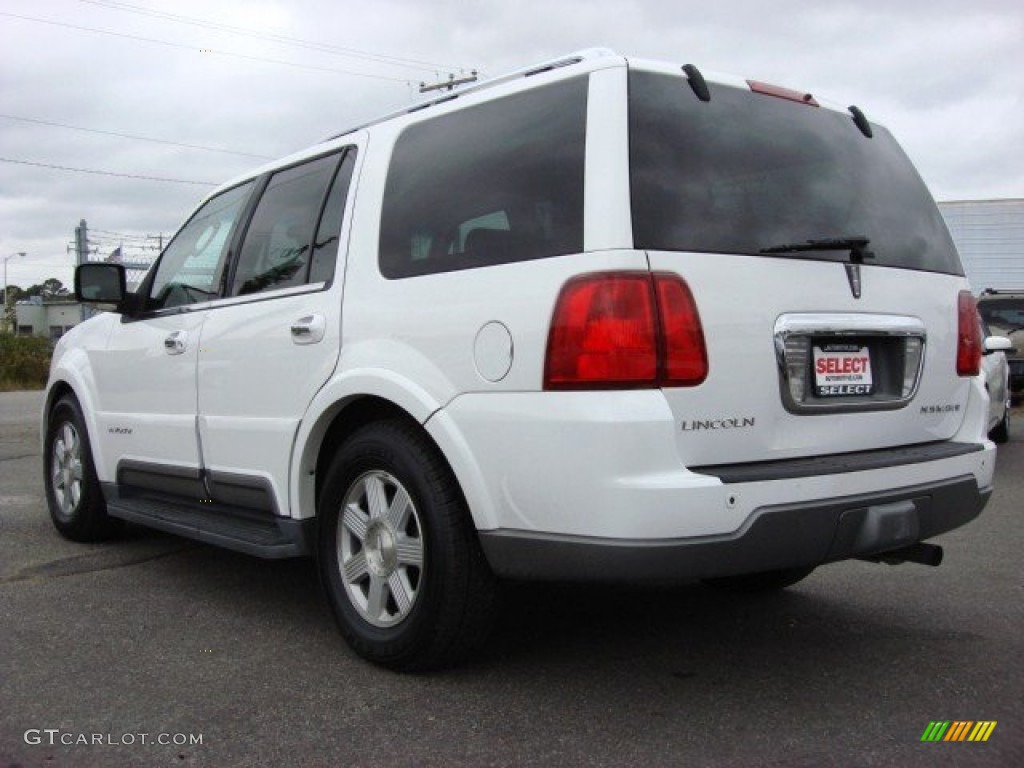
top-left (682, 64), bottom-right (710, 102)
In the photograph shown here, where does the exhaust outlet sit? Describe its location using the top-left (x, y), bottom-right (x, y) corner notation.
top-left (860, 542), bottom-right (944, 567)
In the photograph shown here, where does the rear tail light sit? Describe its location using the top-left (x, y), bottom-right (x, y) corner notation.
top-left (956, 290), bottom-right (982, 377)
top-left (544, 272), bottom-right (707, 390)
top-left (656, 276), bottom-right (708, 386)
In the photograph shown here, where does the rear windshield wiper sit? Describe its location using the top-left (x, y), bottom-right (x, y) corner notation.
top-left (760, 236), bottom-right (874, 263)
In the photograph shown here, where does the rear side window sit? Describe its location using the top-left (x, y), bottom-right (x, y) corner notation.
top-left (309, 150), bottom-right (357, 285)
top-left (629, 71), bottom-right (962, 275)
top-left (230, 152), bottom-right (341, 296)
top-left (380, 77), bottom-right (588, 278)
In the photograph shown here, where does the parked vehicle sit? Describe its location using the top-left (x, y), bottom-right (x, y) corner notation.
top-left (979, 316), bottom-right (1013, 443)
top-left (45, 50), bottom-right (996, 670)
top-left (977, 289), bottom-right (1024, 403)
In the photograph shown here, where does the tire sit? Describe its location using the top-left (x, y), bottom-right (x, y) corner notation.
top-left (317, 419), bottom-right (497, 671)
top-left (43, 395), bottom-right (122, 542)
top-left (703, 566), bottom-right (815, 593)
top-left (989, 408), bottom-right (1009, 444)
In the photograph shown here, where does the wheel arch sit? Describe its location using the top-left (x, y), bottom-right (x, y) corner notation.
top-left (42, 366), bottom-right (110, 483)
top-left (290, 373), bottom-right (498, 532)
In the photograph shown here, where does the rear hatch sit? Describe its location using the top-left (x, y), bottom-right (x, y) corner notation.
top-left (628, 65), bottom-right (975, 467)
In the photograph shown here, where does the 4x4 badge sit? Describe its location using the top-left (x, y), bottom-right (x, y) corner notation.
top-left (845, 263), bottom-right (862, 299)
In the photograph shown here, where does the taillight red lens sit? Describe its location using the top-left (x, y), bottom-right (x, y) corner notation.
top-left (544, 274), bottom-right (657, 389)
top-left (956, 290), bottom-right (982, 377)
top-left (655, 275), bottom-right (708, 386)
top-left (544, 272), bottom-right (708, 390)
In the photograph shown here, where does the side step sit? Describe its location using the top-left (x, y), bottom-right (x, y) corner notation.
top-left (103, 485), bottom-right (311, 559)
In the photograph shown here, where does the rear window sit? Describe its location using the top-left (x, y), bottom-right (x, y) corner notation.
top-left (979, 299), bottom-right (1024, 330)
top-left (379, 77), bottom-right (587, 278)
top-left (629, 70), bottom-right (963, 275)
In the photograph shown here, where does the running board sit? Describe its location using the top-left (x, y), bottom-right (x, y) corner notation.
top-left (102, 484), bottom-right (311, 559)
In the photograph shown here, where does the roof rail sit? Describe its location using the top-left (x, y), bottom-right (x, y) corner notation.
top-left (320, 48), bottom-right (618, 143)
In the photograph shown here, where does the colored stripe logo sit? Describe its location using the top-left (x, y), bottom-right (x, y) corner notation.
top-left (921, 721), bottom-right (997, 742)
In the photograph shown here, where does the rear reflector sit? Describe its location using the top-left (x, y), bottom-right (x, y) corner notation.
top-left (747, 80), bottom-right (819, 107)
top-left (544, 272), bottom-right (707, 389)
top-left (956, 290), bottom-right (982, 377)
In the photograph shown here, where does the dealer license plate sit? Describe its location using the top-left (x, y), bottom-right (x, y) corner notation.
top-left (813, 344), bottom-right (873, 397)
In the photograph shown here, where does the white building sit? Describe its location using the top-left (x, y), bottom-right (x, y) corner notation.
top-left (938, 199), bottom-right (1024, 292)
top-left (14, 297), bottom-right (81, 341)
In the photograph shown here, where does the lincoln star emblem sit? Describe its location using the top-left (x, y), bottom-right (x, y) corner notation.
top-left (845, 263), bottom-right (862, 299)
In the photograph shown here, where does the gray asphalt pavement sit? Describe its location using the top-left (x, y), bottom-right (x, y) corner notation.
top-left (2, 390), bottom-right (1022, 767)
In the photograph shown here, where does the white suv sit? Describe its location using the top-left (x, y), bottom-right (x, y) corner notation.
top-left (45, 50), bottom-right (996, 670)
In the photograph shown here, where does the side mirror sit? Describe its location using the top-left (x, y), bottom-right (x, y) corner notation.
top-left (983, 335), bottom-right (1014, 355)
top-left (75, 263), bottom-right (127, 312)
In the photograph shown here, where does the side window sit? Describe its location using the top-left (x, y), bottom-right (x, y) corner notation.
top-left (379, 76), bottom-right (587, 278)
top-left (309, 150), bottom-right (357, 285)
top-left (230, 153), bottom-right (340, 296)
top-left (148, 181), bottom-right (254, 310)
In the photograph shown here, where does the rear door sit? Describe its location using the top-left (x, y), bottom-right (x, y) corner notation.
top-left (628, 66), bottom-right (972, 467)
top-left (195, 144), bottom-right (359, 515)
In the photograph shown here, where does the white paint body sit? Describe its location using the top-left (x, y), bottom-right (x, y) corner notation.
top-left (47, 52), bottom-right (995, 554)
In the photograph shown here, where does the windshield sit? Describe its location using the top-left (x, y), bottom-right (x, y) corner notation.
top-left (979, 299), bottom-right (1024, 330)
top-left (628, 70), bottom-right (963, 275)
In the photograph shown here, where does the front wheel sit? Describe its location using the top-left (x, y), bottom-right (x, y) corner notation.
top-left (44, 395), bottom-right (122, 541)
top-left (317, 419), bottom-right (497, 671)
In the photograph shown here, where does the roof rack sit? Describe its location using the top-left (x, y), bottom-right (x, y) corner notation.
top-left (320, 48), bottom-right (618, 143)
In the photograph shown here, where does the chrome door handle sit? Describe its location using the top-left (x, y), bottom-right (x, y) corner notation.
top-left (290, 314), bottom-right (326, 345)
top-left (164, 330), bottom-right (187, 355)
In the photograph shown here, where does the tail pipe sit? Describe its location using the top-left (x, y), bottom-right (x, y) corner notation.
top-left (859, 542), bottom-right (944, 567)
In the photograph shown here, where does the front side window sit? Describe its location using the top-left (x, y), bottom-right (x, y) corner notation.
top-left (379, 76), bottom-right (588, 278)
top-left (148, 182), bottom-right (254, 310)
top-left (230, 153), bottom-right (340, 296)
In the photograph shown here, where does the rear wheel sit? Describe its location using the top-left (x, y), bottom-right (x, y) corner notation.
top-left (44, 395), bottom-right (122, 541)
top-left (318, 419), bottom-right (497, 671)
top-left (703, 566), bottom-right (815, 593)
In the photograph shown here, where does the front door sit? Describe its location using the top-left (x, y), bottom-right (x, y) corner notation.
top-left (91, 180), bottom-right (256, 493)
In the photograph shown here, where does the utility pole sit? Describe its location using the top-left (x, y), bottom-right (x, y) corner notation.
top-left (419, 71), bottom-right (478, 94)
top-left (3, 251), bottom-right (26, 334)
top-left (75, 219), bottom-right (88, 321)
top-left (75, 219), bottom-right (89, 267)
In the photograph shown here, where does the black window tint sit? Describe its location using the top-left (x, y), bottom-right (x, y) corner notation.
top-left (979, 300), bottom-right (1024, 329)
top-left (380, 77), bottom-right (587, 278)
top-left (148, 181), bottom-right (254, 310)
top-left (231, 153), bottom-right (339, 296)
top-left (629, 71), bottom-right (962, 275)
top-left (309, 150), bottom-right (356, 285)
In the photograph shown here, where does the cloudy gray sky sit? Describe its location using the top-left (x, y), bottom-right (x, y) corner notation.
top-left (1, 0), bottom-right (1022, 288)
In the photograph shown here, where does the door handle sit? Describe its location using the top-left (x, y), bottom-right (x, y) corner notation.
top-left (164, 330), bottom-right (187, 355)
top-left (290, 314), bottom-right (326, 345)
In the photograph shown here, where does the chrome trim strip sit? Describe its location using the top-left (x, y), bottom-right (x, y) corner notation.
top-left (773, 313), bottom-right (927, 415)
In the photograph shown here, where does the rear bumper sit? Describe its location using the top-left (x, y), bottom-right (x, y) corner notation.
top-left (480, 476), bottom-right (991, 582)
